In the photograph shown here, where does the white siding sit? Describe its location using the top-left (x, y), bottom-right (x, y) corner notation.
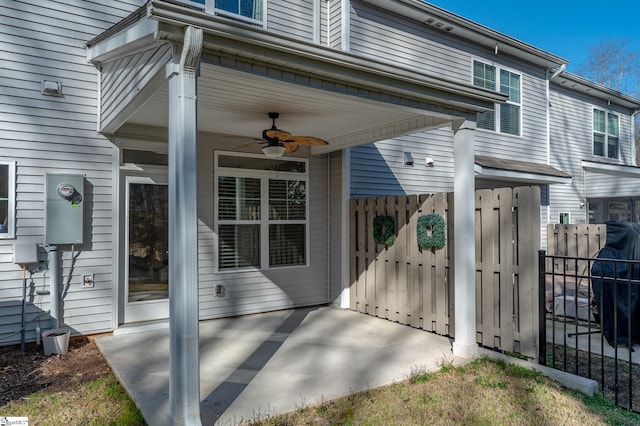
top-left (350, 1), bottom-right (469, 80)
top-left (100, 44), bottom-right (172, 131)
top-left (195, 136), bottom-right (329, 320)
top-left (267, 0), bottom-right (315, 41)
top-left (329, 0), bottom-right (343, 49)
top-left (0, 0), bottom-right (141, 345)
top-left (350, 128), bottom-right (454, 196)
top-left (328, 151), bottom-right (344, 304)
top-left (349, 1), bottom-right (551, 165)
top-left (548, 83), bottom-right (637, 229)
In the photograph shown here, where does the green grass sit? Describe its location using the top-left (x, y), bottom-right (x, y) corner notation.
top-left (250, 356), bottom-right (640, 426)
top-left (0, 375), bottom-right (146, 426)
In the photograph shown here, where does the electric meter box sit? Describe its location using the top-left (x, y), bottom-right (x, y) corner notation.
top-left (45, 174), bottom-right (84, 244)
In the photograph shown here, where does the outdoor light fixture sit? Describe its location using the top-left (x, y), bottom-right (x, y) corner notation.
top-left (42, 80), bottom-right (62, 96)
top-left (262, 144), bottom-right (286, 158)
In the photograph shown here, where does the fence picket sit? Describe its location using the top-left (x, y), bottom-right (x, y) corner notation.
top-left (365, 197), bottom-right (377, 315)
top-left (349, 187), bottom-right (540, 358)
top-left (374, 196), bottom-right (387, 318)
top-left (407, 195), bottom-right (421, 328)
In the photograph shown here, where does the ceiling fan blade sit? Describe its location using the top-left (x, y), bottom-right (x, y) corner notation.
top-left (264, 129), bottom-right (292, 140)
top-left (284, 142), bottom-right (300, 153)
top-left (286, 136), bottom-right (329, 146)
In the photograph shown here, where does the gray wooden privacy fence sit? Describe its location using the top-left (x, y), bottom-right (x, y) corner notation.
top-left (547, 224), bottom-right (606, 263)
top-left (350, 186), bottom-right (541, 358)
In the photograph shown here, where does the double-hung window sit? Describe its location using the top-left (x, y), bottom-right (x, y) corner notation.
top-left (593, 108), bottom-right (619, 159)
top-left (176, 0), bottom-right (263, 25)
top-left (215, 153), bottom-right (308, 271)
top-left (473, 60), bottom-right (522, 136)
top-left (0, 161), bottom-right (16, 239)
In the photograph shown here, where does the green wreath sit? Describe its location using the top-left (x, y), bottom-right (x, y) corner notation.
top-left (373, 215), bottom-right (396, 246)
top-left (417, 214), bottom-right (446, 250)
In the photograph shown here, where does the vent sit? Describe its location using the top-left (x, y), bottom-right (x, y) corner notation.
top-left (423, 16), bottom-right (454, 32)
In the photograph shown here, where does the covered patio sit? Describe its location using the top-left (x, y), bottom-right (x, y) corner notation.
top-left (87, 1), bottom-right (507, 422)
top-left (95, 306), bottom-right (461, 425)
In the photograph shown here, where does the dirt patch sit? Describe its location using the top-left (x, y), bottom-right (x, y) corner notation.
top-left (0, 336), bottom-right (112, 407)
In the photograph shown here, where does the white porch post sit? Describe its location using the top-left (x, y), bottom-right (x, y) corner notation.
top-left (167, 26), bottom-right (203, 425)
top-left (452, 119), bottom-right (478, 358)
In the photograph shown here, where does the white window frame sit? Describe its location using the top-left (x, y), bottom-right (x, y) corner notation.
top-left (0, 161), bottom-right (16, 239)
top-left (171, 0), bottom-right (266, 28)
top-left (592, 108), bottom-right (619, 159)
top-left (559, 212), bottom-right (570, 225)
top-left (472, 60), bottom-right (522, 137)
top-left (214, 151), bottom-right (309, 272)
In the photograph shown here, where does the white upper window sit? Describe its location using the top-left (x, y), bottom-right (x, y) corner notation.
top-left (0, 161), bottom-right (16, 239)
top-left (174, 0), bottom-right (263, 25)
top-left (473, 60), bottom-right (522, 136)
top-left (215, 152), bottom-right (308, 271)
top-left (593, 108), bottom-right (619, 159)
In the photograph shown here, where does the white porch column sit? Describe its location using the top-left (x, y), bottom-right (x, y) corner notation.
top-left (167, 26), bottom-right (203, 425)
top-left (452, 119), bottom-right (478, 358)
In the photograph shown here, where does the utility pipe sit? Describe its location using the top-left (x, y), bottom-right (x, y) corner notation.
top-left (47, 245), bottom-right (59, 329)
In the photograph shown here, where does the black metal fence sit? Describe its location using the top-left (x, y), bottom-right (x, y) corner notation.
top-left (539, 250), bottom-right (640, 413)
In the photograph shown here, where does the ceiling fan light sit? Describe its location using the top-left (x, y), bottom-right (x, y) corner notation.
top-left (262, 144), bottom-right (286, 158)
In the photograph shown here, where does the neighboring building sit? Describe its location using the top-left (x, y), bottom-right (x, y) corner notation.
top-left (1, 0), bottom-right (638, 351)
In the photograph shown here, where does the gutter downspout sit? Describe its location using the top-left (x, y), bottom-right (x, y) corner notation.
top-left (313, 0), bottom-right (321, 44)
top-left (341, 0), bottom-right (350, 52)
top-left (632, 110), bottom-right (640, 167)
top-left (545, 64), bottom-right (566, 231)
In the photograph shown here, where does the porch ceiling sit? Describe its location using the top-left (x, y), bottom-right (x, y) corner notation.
top-left (122, 63), bottom-right (453, 152)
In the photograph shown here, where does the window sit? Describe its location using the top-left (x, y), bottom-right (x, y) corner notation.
top-left (215, 153), bottom-right (308, 271)
top-left (588, 198), bottom-right (636, 223)
top-left (559, 212), bottom-right (570, 225)
top-left (0, 161), bottom-right (16, 239)
top-left (172, 0), bottom-right (263, 24)
top-left (593, 108), bottom-right (619, 159)
top-left (215, 0), bottom-right (262, 21)
top-left (473, 60), bottom-right (521, 136)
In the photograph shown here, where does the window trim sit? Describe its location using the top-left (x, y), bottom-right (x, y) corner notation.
top-left (472, 59), bottom-right (523, 137)
top-left (592, 108), bottom-right (620, 159)
top-left (214, 151), bottom-right (309, 272)
top-left (0, 161), bottom-right (16, 239)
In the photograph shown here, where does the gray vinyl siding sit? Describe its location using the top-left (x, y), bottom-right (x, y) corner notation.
top-left (548, 83), bottom-right (637, 227)
top-left (329, 0), bottom-right (343, 49)
top-left (0, 0), bottom-right (141, 345)
top-left (349, 0), bottom-right (551, 164)
top-left (196, 136), bottom-right (329, 320)
top-left (100, 45), bottom-right (172, 132)
top-left (328, 151), bottom-right (344, 304)
top-left (267, 0), bottom-right (315, 41)
top-left (320, 0), bottom-right (329, 45)
top-left (586, 175), bottom-right (640, 198)
top-left (350, 128), bottom-right (454, 196)
top-left (350, 1), bottom-right (469, 80)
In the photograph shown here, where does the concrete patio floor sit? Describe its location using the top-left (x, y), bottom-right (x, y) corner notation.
top-left (95, 306), bottom-right (461, 425)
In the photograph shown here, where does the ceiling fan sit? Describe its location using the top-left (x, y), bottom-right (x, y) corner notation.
top-left (237, 112), bottom-right (329, 157)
